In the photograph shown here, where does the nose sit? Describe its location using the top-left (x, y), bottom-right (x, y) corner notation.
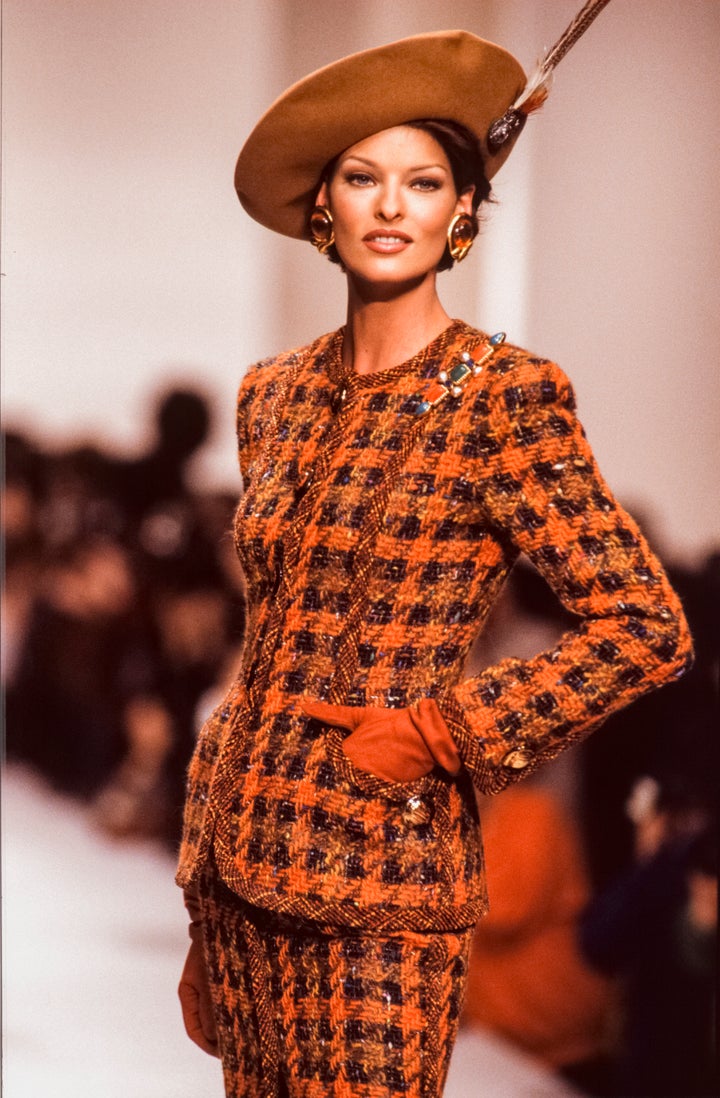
top-left (375, 180), bottom-right (404, 222)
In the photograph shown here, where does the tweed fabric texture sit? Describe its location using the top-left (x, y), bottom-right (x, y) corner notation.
top-left (199, 859), bottom-right (472, 1098)
top-left (177, 320), bottom-right (692, 930)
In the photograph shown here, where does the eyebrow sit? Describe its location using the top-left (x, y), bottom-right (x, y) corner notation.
top-left (341, 154), bottom-right (449, 173)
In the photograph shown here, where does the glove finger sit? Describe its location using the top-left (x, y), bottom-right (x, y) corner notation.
top-left (300, 699), bottom-right (364, 730)
top-left (414, 699), bottom-right (462, 776)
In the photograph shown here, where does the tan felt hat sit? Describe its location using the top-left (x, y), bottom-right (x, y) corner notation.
top-left (234, 30), bottom-right (526, 240)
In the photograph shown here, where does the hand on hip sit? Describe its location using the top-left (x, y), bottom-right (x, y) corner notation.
top-left (301, 697), bottom-right (461, 782)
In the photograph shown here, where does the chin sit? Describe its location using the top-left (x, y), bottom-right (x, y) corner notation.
top-left (343, 253), bottom-right (441, 288)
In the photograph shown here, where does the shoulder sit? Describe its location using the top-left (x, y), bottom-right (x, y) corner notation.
top-left (238, 331), bottom-right (334, 406)
top-left (452, 322), bottom-right (575, 408)
top-left (481, 337), bottom-right (577, 416)
top-left (237, 330), bottom-right (338, 432)
top-left (449, 329), bottom-right (581, 454)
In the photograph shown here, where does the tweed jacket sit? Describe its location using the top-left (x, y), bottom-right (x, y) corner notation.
top-left (177, 320), bottom-right (692, 932)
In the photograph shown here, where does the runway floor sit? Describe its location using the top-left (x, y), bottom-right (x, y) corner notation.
top-left (2, 764), bottom-right (578, 1097)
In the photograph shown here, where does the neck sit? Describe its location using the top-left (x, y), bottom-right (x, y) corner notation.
top-left (343, 273), bottom-right (453, 376)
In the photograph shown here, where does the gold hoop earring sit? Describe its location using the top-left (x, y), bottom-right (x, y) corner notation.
top-left (447, 213), bottom-right (476, 262)
top-left (309, 205), bottom-right (335, 253)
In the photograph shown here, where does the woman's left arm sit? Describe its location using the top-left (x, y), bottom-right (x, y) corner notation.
top-left (440, 357), bottom-right (693, 794)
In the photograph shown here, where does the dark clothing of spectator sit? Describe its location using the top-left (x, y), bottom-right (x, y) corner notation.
top-left (581, 838), bottom-right (718, 1097)
top-left (6, 599), bottom-right (135, 797)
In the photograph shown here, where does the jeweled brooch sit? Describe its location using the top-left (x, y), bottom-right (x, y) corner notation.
top-left (412, 331), bottom-right (506, 415)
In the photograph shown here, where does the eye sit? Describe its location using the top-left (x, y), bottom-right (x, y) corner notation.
top-left (344, 171), bottom-right (375, 186)
top-left (411, 177), bottom-right (443, 191)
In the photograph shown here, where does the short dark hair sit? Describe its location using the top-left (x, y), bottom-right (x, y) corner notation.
top-left (316, 118), bottom-right (491, 271)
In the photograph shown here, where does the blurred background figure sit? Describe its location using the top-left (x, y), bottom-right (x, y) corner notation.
top-left (2, 430), bottom-right (47, 698)
top-left (462, 782), bottom-right (616, 1096)
top-left (6, 528), bottom-right (139, 798)
top-left (2, 384), bottom-right (246, 848)
top-left (112, 387), bottom-right (211, 546)
top-left (580, 775), bottom-right (718, 1097)
top-left (93, 491), bottom-right (246, 844)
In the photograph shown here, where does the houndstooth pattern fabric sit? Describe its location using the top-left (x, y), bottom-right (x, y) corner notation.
top-left (177, 321), bottom-right (692, 930)
top-left (199, 859), bottom-right (472, 1098)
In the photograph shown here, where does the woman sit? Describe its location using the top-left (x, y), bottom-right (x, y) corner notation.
top-left (176, 26), bottom-right (692, 1098)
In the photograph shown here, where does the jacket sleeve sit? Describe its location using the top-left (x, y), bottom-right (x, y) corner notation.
top-left (439, 357), bottom-right (694, 794)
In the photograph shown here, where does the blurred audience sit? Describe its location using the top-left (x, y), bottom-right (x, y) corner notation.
top-left (2, 386), bottom-right (245, 846)
top-left (6, 532), bottom-right (140, 797)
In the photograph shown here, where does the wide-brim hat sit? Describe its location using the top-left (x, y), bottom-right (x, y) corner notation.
top-left (234, 30), bottom-right (526, 240)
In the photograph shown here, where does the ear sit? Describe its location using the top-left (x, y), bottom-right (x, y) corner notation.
top-left (455, 185), bottom-right (475, 216)
top-left (316, 181), bottom-right (329, 208)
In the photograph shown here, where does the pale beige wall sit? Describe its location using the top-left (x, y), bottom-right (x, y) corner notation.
top-left (518, 1), bottom-right (720, 565)
top-left (3, 0), bottom-right (718, 562)
top-left (2, 0), bottom-right (286, 471)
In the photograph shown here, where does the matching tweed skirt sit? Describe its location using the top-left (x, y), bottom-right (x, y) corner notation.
top-left (198, 859), bottom-right (473, 1098)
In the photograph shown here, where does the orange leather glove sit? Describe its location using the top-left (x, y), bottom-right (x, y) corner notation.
top-left (178, 888), bottom-right (220, 1058)
top-left (301, 697), bottom-right (461, 782)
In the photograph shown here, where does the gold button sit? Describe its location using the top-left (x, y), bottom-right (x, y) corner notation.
top-left (402, 794), bottom-right (434, 826)
top-left (501, 747), bottom-right (535, 770)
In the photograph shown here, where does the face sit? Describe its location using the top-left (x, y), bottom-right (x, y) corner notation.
top-left (317, 125), bottom-right (474, 287)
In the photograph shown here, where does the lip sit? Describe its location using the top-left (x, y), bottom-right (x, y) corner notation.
top-left (362, 230), bottom-right (412, 254)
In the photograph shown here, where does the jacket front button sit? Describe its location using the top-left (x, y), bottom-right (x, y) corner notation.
top-left (501, 746), bottom-right (535, 770)
top-left (402, 794), bottom-right (433, 826)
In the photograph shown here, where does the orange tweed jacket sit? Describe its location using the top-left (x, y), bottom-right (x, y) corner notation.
top-left (176, 320), bottom-right (692, 931)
